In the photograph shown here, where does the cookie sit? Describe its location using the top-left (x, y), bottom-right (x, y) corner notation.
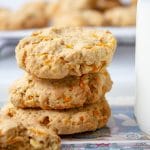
top-left (82, 10), bottom-right (104, 26)
top-left (0, 8), bottom-right (11, 30)
top-left (9, 1), bottom-right (49, 30)
top-left (104, 5), bottom-right (136, 26)
top-left (52, 11), bottom-right (87, 27)
top-left (131, 0), bottom-right (137, 5)
top-left (0, 118), bottom-right (60, 150)
top-left (52, 10), bottom-right (104, 27)
top-left (16, 27), bottom-right (116, 79)
top-left (2, 98), bottom-right (111, 135)
top-left (46, 2), bottom-right (59, 20)
top-left (10, 70), bottom-right (112, 110)
top-left (58, 0), bottom-right (97, 12)
top-left (96, 0), bottom-right (122, 11)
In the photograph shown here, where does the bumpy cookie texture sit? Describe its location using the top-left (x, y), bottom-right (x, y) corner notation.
top-left (2, 99), bottom-right (111, 135)
top-left (0, 118), bottom-right (60, 150)
top-left (104, 5), bottom-right (136, 26)
top-left (9, 1), bottom-right (49, 30)
top-left (16, 27), bottom-right (116, 79)
top-left (10, 70), bottom-right (112, 110)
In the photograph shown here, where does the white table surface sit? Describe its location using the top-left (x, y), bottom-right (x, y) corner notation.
top-left (0, 43), bottom-right (135, 106)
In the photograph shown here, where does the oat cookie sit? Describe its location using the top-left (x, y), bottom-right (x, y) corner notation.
top-left (52, 11), bottom-right (87, 27)
top-left (0, 8), bottom-right (11, 30)
top-left (82, 10), bottom-right (104, 26)
top-left (58, 0), bottom-right (97, 12)
top-left (96, 0), bottom-right (122, 11)
top-left (104, 5), bottom-right (136, 26)
top-left (16, 27), bottom-right (116, 79)
top-left (9, 1), bottom-right (49, 30)
top-left (52, 10), bottom-right (104, 27)
top-left (0, 118), bottom-right (60, 150)
top-left (10, 70), bottom-right (112, 109)
top-left (2, 98), bottom-right (111, 135)
top-left (46, 2), bottom-right (59, 20)
top-left (131, 0), bottom-right (137, 5)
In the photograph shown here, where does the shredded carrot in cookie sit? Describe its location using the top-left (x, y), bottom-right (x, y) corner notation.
top-left (92, 65), bottom-right (100, 72)
top-left (44, 60), bottom-right (51, 65)
top-left (93, 110), bottom-right (99, 116)
top-left (28, 95), bottom-right (33, 100)
top-left (63, 96), bottom-right (72, 102)
top-left (95, 76), bottom-right (100, 82)
top-left (79, 80), bottom-right (85, 89)
top-left (80, 116), bottom-right (84, 122)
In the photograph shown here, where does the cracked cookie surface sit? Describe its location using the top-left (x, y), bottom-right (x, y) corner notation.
top-left (16, 27), bottom-right (116, 79)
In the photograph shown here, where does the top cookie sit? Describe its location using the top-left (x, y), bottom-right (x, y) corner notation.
top-left (16, 27), bottom-right (116, 79)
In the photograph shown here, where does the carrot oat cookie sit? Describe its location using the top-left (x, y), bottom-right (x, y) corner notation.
top-left (2, 98), bottom-right (111, 135)
top-left (131, 0), bottom-right (137, 5)
top-left (52, 11), bottom-right (87, 27)
top-left (46, 2), bottom-right (59, 20)
top-left (52, 10), bottom-right (104, 27)
top-left (96, 0), bottom-right (122, 11)
top-left (9, 1), bottom-right (49, 30)
top-left (10, 70), bottom-right (112, 110)
top-left (16, 27), bottom-right (116, 79)
top-left (104, 5), bottom-right (136, 26)
top-left (0, 8), bottom-right (11, 30)
top-left (58, 0), bottom-right (97, 12)
top-left (0, 118), bottom-right (60, 150)
top-left (81, 10), bottom-right (104, 26)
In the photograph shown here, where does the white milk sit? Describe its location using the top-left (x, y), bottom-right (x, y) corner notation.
top-left (135, 0), bottom-right (150, 135)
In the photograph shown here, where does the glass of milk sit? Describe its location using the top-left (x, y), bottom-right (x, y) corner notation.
top-left (135, 0), bottom-right (150, 135)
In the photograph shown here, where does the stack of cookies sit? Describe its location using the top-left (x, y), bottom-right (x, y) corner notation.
top-left (0, 27), bottom-right (116, 149)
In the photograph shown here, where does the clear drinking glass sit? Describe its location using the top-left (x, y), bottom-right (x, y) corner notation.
top-left (135, 0), bottom-right (150, 135)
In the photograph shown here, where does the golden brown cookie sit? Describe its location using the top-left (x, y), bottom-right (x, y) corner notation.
top-left (104, 5), bottom-right (136, 26)
top-left (9, 1), bottom-right (49, 30)
top-left (10, 70), bottom-right (112, 110)
top-left (0, 8), bottom-right (11, 30)
top-left (82, 10), bottom-right (104, 26)
top-left (58, 0), bottom-right (97, 12)
top-left (16, 27), bottom-right (116, 79)
top-left (0, 117), bottom-right (60, 150)
top-left (52, 11), bottom-right (87, 27)
top-left (52, 10), bottom-right (104, 27)
top-left (131, 0), bottom-right (137, 5)
top-left (96, 0), bottom-right (122, 11)
top-left (2, 98), bottom-right (111, 135)
top-left (46, 2), bottom-right (59, 20)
